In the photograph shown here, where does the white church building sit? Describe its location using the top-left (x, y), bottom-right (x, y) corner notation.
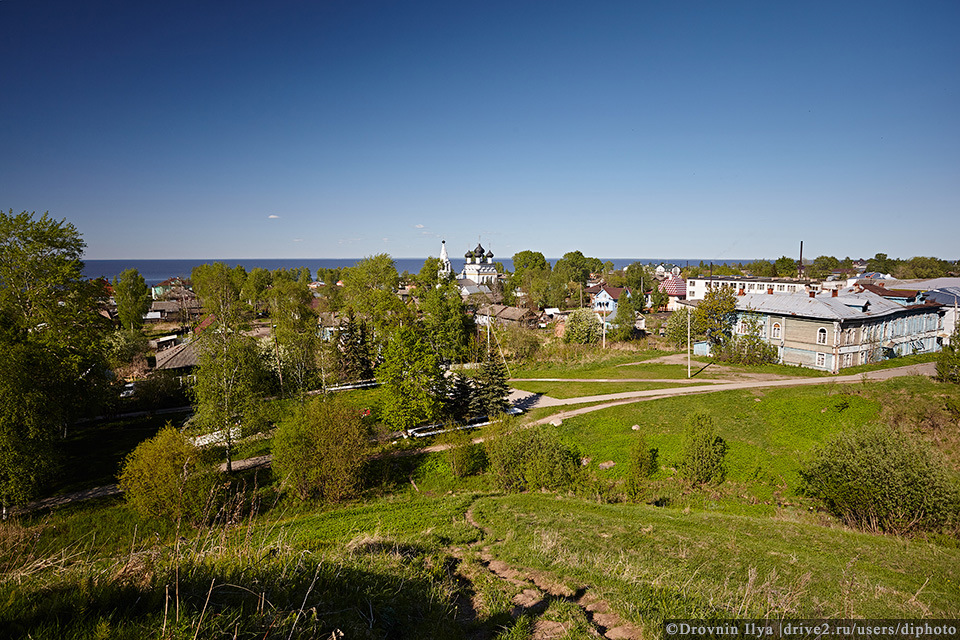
top-left (438, 240), bottom-right (499, 299)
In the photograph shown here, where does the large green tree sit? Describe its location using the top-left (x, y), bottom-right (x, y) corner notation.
top-left (240, 267), bottom-right (272, 314)
top-left (472, 348), bottom-right (510, 418)
top-left (419, 278), bottom-right (471, 364)
top-left (807, 255), bottom-right (840, 280)
top-left (333, 312), bottom-right (374, 382)
top-left (113, 268), bottom-right (150, 334)
top-left (623, 262), bottom-right (651, 296)
top-left (268, 277), bottom-right (318, 400)
top-left (512, 250), bottom-right (549, 276)
top-left (695, 285), bottom-right (737, 345)
top-left (866, 252), bottom-right (897, 275)
top-left (649, 285), bottom-right (669, 313)
top-left (773, 255), bottom-right (798, 278)
top-left (552, 251), bottom-right (592, 291)
top-left (609, 291), bottom-right (638, 341)
top-left (376, 325), bottom-right (443, 435)
top-left (191, 262), bottom-right (265, 472)
top-left (0, 210), bottom-right (110, 514)
top-left (341, 254), bottom-right (410, 345)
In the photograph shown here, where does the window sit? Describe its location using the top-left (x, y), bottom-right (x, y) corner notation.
top-left (816, 352), bottom-right (826, 367)
top-left (817, 328), bottom-right (827, 345)
top-left (772, 322), bottom-right (781, 339)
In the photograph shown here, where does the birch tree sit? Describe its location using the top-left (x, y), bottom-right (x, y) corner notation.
top-left (191, 263), bottom-right (265, 472)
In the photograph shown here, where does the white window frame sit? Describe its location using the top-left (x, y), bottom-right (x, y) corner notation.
top-left (816, 352), bottom-right (826, 367)
top-left (817, 327), bottom-right (827, 345)
top-left (772, 322), bottom-right (781, 339)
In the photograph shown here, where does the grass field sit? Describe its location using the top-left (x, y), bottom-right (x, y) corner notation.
top-left (471, 493), bottom-right (960, 633)
top-left (5, 357), bottom-right (959, 638)
top-left (508, 379), bottom-right (702, 398)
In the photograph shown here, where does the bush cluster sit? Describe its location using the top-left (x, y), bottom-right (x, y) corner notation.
top-left (118, 425), bottom-right (217, 524)
top-left (484, 420), bottom-right (582, 493)
top-left (563, 308), bottom-right (602, 345)
top-left (625, 434), bottom-right (659, 501)
top-left (714, 333), bottom-right (779, 365)
top-left (800, 422), bottom-right (960, 534)
top-left (272, 395), bottom-right (368, 503)
top-left (678, 412), bottom-right (728, 485)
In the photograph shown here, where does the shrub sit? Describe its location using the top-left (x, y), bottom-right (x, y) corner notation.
top-left (678, 412), bottom-right (727, 484)
top-left (118, 425), bottom-right (216, 523)
top-left (499, 323), bottom-right (541, 362)
top-left (714, 322), bottom-right (779, 365)
top-left (563, 308), bottom-right (602, 345)
top-left (440, 427), bottom-right (486, 478)
top-left (625, 434), bottom-right (659, 501)
top-left (800, 422), bottom-right (959, 534)
top-left (485, 420), bottom-right (582, 492)
top-left (664, 308), bottom-right (695, 350)
top-left (272, 394), bottom-right (368, 503)
top-left (936, 328), bottom-right (960, 384)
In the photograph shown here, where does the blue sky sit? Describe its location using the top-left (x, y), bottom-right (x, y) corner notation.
top-left (2, 1), bottom-right (958, 261)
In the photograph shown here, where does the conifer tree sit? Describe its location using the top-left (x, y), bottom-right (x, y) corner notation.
top-left (335, 312), bottom-right (374, 382)
top-left (472, 349), bottom-right (510, 418)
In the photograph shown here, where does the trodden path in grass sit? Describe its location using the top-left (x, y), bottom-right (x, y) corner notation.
top-left (457, 506), bottom-right (644, 640)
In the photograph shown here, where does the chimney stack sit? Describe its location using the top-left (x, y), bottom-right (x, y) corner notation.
top-left (809, 291), bottom-right (816, 298)
top-left (832, 289), bottom-right (838, 298)
top-left (767, 287), bottom-right (774, 295)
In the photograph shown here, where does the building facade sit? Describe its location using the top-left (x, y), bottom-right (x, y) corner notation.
top-left (728, 288), bottom-right (943, 373)
top-left (686, 276), bottom-right (819, 301)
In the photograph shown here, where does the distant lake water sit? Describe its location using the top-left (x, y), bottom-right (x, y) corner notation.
top-left (84, 258), bottom-right (758, 286)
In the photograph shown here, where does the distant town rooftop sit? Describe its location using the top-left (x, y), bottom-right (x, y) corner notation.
top-left (688, 275), bottom-right (817, 284)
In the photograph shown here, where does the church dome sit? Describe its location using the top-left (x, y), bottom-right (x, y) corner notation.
top-left (465, 250), bottom-right (474, 258)
top-left (485, 250), bottom-right (494, 258)
top-left (474, 243), bottom-right (485, 255)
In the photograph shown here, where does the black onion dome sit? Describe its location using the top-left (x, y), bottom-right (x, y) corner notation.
top-left (474, 243), bottom-right (485, 255)
top-left (465, 250), bottom-right (474, 258)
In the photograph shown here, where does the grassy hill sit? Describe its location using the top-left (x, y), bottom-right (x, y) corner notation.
top-left (2, 358), bottom-right (959, 638)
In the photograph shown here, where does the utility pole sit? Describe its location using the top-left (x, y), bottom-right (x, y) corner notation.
top-left (687, 306), bottom-right (691, 378)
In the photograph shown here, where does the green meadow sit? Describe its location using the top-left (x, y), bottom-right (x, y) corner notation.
top-left (3, 365), bottom-right (959, 638)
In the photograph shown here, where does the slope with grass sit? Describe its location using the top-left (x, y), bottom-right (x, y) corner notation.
top-left (471, 493), bottom-right (960, 635)
top-left (3, 350), bottom-right (960, 639)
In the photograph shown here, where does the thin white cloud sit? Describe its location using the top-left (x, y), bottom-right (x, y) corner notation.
top-left (268, 214), bottom-right (280, 219)
top-left (292, 238), bottom-right (304, 242)
top-left (415, 224), bottom-right (425, 229)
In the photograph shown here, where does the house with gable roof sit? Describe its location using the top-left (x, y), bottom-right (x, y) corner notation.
top-left (720, 287), bottom-right (944, 372)
top-left (657, 276), bottom-right (687, 311)
top-left (592, 286), bottom-right (629, 316)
